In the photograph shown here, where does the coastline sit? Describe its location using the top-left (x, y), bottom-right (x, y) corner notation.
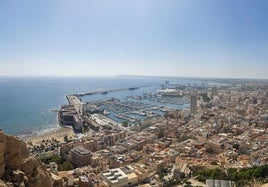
top-left (22, 125), bottom-right (76, 147)
top-left (21, 112), bottom-right (76, 147)
top-left (0, 76), bottom-right (199, 137)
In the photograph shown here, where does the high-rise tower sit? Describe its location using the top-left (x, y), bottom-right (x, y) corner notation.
top-left (190, 94), bottom-right (197, 114)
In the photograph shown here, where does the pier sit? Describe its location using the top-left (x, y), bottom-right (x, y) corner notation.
top-left (74, 86), bottom-right (149, 97)
top-left (66, 95), bottom-right (83, 115)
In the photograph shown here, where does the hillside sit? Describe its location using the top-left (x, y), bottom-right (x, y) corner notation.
top-left (0, 130), bottom-right (53, 187)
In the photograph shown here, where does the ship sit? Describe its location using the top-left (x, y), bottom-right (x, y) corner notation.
top-left (101, 91), bottom-right (109, 94)
top-left (129, 87), bottom-right (139, 91)
top-left (158, 88), bottom-right (183, 97)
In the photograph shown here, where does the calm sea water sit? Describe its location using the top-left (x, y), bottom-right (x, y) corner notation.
top-left (0, 76), bottom-right (207, 136)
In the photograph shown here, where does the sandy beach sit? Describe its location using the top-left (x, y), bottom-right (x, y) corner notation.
top-left (22, 126), bottom-right (76, 147)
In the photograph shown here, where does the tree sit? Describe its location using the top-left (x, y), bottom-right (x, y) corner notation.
top-left (210, 160), bottom-right (218, 165)
top-left (233, 143), bottom-right (240, 150)
top-left (201, 93), bottom-right (210, 102)
top-left (58, 161), bottom-right (74, 171)
top-left (64, 135), bottom-right (68, 142)
top-left (158, 128), bottom-right (165, 139)
top-left (184, 181), bottom-right (193, 187)
top-left (196, 168), bottom-right (228, 182)
top-left (122, 121), bottom-right (128, 127)
top-left (41, 154), bottom-right (62, 164)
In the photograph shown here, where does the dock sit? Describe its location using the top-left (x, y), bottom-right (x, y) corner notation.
top-left (66, 95), bottom-right (83, 115)
top-left (75, 86), bottom-right (149, 97)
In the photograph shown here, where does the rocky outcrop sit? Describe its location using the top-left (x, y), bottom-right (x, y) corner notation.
top-left (0, 131), bottom-right (7, 179)
top-left (0, 180), bottom-right (7, 187)
top-left (0, 131), bottom-right (53, 187)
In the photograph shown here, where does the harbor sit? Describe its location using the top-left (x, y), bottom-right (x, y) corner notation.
top-left (59, 84), bottom-right (191, 132)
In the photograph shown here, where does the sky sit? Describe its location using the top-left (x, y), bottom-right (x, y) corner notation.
top-left (0, 0), bottom-right (268, 79)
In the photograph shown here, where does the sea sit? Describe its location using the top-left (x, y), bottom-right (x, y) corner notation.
top-left (0, 76), bottom-right (221, 136)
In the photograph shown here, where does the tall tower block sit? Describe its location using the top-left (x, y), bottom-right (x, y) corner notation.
top-left (190, 94), bottom-right (197, 114)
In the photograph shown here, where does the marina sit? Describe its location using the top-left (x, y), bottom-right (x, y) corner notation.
top-left (54, 78), bottom-right (228, 134)
top-left (60, 84), bottom-right (191, 132)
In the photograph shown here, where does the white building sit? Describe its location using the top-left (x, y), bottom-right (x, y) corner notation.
top-left (101, 167), bottom-right (138, 187)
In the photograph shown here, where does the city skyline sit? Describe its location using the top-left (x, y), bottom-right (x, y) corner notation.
top-left (1, 0), bottom-right (268, 79)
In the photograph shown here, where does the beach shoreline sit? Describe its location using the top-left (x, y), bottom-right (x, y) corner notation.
top-left (19, 111), bottom-right (77, 147)
top-left (21, 125), bottom-right (76, 147)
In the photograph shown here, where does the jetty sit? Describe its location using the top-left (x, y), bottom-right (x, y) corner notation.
top-left (74, 86), bottom-right (149, 97)
top-left (66, 95), bottom-right (83, 115)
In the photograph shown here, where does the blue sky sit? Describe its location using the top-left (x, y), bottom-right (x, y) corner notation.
top-left (0, 0), bottom-right (268, 78)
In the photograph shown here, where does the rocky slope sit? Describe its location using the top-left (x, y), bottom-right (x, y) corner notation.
top-left (0, 130), bottom-right (53, 187)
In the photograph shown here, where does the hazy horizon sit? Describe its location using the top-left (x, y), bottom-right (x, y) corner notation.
top-left (1, 74), bottom-right (268, 81)
top-left (1, 0), bottom-right (268, 79)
